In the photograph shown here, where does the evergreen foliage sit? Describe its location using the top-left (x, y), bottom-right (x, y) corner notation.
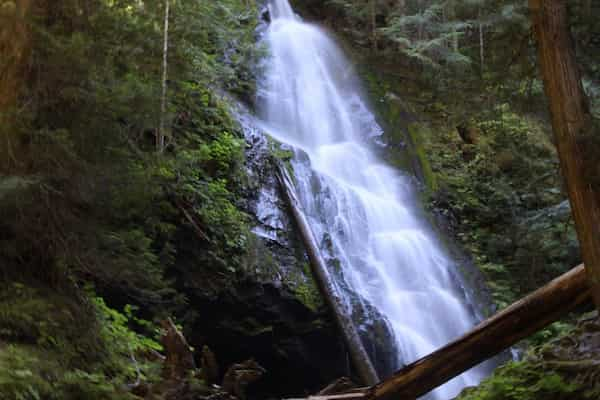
top-left (1, 0), bottom-right (599, 398)
top-left (0, 0), bottom-right (260, 396)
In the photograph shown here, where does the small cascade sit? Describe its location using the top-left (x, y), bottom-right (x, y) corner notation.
top-left (256, 1), bottom-right (491, 398)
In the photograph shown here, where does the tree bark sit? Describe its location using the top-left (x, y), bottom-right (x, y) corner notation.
top-left (369, 0), bottom-right (377, 52)
top-left (0, 0), bottom-right (33, 170)
top-left (158, 0), bottom-right (170, 152)
top-left (160, 318), bottom-right (196, 380)
top-left (275, 161), bottom-right (380, 386)
top-left (0, 0), bottom-right (31, 111)
top-left (529, 0), bottom-right (600, 309)
top-left (478, 8), bottom-right (484, 74)
top-left (366, 265), bottom-right (590, 400)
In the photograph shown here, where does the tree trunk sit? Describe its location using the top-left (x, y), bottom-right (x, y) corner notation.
top-left (275, 161), bottom-right (380, 386)
top-left (478, 8), bottom-right (484, 74)
top-left (158, 0), bottom-right (170, 152)
top-left (285, 266), bottom-right (590, 400)
top-left (0, 0), bottom-right (31, 111)
top-left (529, 0), bottom-right (600, 309)
top-left (0, 0), bottom-right (33, 170)
top-left (365, 265), bottom-right (590, 400)
top-left (370, 0), bottom-right (377, 52)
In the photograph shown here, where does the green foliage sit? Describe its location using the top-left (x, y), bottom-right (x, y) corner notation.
top-left (0, 0), bottom-right (258, 295)
top-left (199, 131), bottom-right (245, 176)
top-left (0, 0), bottom-right (259, 397)
top-left (0, 282), bottom-right (99, 365)
top-left (93, 296), bottom-right (162, 355)
top-left (380, 2), bottom-right (471, 68)
top-left (0, 284), bottom-right (161, 400)
top-left (201, 179), bottom-right (249, 250)
top-left (291, 264), bottom-right (323, 312)
top-left (458, 361), bottom-right (580, 400)
top-left (456, 316), bottom-right (600, 400)
top-left (420, 104), bottom-right (578, 307)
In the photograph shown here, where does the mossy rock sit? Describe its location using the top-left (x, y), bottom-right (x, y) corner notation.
top-left (406, 123), bottom-right (438, 192)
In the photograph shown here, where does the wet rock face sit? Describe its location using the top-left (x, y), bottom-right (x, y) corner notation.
top-left (171, 106), bottom-right (348, 398)
top-left (183, 278), bottom-right (347, 397)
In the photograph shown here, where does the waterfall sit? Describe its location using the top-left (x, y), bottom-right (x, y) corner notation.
top-left (258, 1), bottom-right (489, 398)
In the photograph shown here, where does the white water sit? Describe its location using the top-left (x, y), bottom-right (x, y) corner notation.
top-left (259, 1), bottom-right (489, 398)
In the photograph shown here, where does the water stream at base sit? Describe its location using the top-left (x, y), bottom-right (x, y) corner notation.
top-left (257, 1), bottom-right (490, 398)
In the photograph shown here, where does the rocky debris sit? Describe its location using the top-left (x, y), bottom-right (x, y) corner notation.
top-left (145, 324), bottom-right (266, 400)
top-left (200, 345), bottom-right (220, 385)
top-left (535, 312), bottom-right (600, 387)
top-left (222, 359), bottom-right (266, 400)
top-left (317, 377), bottom-right (357, 395)
top-left (161, 318), bottom-right (196, 381)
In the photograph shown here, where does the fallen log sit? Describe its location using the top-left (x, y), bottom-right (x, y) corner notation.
top-left (286, 265), bottom-right (591, 400)
top-left (274, 160), bottom-right (380, 386)
top-left (368, 264), bottom-right (591, 400)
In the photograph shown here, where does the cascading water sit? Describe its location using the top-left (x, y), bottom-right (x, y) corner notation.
top-left (258, 1), bottom-right (490, 398)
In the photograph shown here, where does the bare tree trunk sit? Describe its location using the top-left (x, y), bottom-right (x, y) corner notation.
top-left (158, 0), bottom-right (170, 152)
top-left (448, 1), bottom-right (458, 52)
top-left (370, 0), bottom-right (377, 52)
top-left (0, 0), bottom-right (31, 110)
top-left (275, 161), bottom-right (379, 386)
top-left (417, 0), bottom-right (424, 41)
top-left (529, 0), bottom-right (600, 309)
top-left (478, 8), bottom-right (484, 73)
top-left (0, 0), bottom-right (33, 170)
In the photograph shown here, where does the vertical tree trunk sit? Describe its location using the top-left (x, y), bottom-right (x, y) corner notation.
top-left (0, 0), bottom-right (31, 110)
top-left (478, 8), bottom-right (484, 73)
top-left (0, 0), bottom-right (33, 170)
top-left (158, 0), bottom-right (170, 152)
top-left (448, 1), bottom-right (458, 52)
top-left (529, 0), bottom-right (600, 309)
top-left (370, 0), bottom-right (377, 52)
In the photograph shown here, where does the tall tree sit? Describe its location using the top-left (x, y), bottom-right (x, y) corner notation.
top-left (529, 0), bottom-right (600, 308)
top-left (158, 0), bottom-right (170, 152)
top-left (370, 0), bottom-right (377, 51)
top-left (0, 0), bottom-right (32, 169)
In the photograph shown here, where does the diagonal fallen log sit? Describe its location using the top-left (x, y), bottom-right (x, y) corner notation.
top-left (274, 159), bottom-right (380, 386)
top-left (368, 264), bottom-right (591, 400)
top-left (284, 264), bottom-right (590, 400)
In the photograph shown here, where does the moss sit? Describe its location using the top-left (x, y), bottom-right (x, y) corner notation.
top-left (457, 361), bottom-right (582, 400)
top-left (406, 123), bottom-right (438, 192)
top-left (457, 315), bottom-right (600, 400)
top-left (294, 280), bottom-right (322, 312)
top-left (0, 282), bottom-right (100, 366)
top-left (267, 135), bottom-right (296, 179)
top-left (287, 263), bottom-right (323, 312)
top-left (0, 345), bottom-right (137, 400)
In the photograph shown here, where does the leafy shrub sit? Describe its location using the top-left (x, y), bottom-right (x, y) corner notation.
top-left (0, 287), bottom-right (160, 400)
top-left (458, 361), bottom-right (580, 400)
